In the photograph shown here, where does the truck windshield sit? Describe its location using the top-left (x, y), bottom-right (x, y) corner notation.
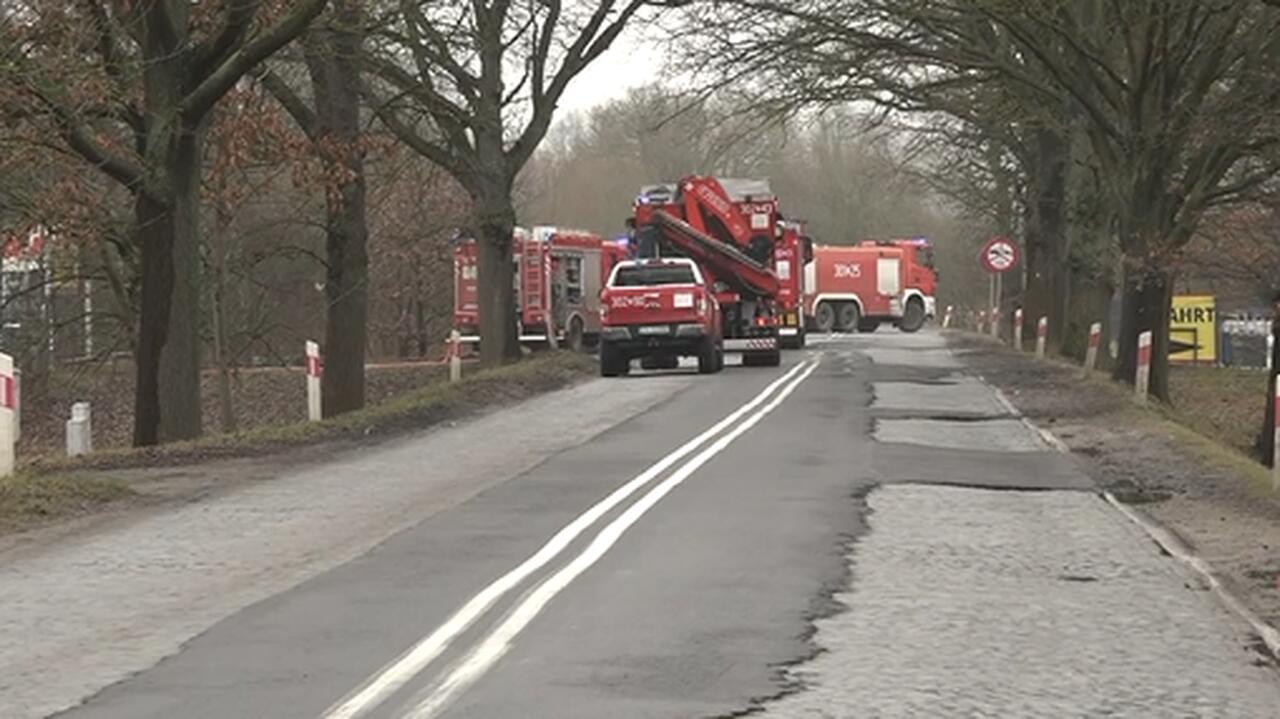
top-left (612, 264), bottom-right (697, 287)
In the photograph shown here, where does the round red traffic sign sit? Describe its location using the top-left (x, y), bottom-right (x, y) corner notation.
top-left (980, 236), bottom-right (1019, 274)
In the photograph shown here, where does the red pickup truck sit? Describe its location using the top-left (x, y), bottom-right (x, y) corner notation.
top-left (598, 258), bottom-right (724, 377)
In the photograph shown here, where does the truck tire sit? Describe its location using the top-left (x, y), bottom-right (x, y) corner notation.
top-left (857, 318), bottom-right (880, 333)
top-left (899, 298), bottom-right (926, 333)
top-left (600, 342), bottom-right (629, 377)
top-left (836, 303), bottom-right (860, 332)
top-left (697, 336), bottom-right (719, 374)
top-left (814, 303), bottom-right (836, 333)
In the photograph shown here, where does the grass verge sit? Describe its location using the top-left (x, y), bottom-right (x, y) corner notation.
top-left (0, 472), bottom-right (133, 535)
top-left (1168, 365), bottom-right (1267, 458)
top-left (27, 351), bottom-right (596, 472)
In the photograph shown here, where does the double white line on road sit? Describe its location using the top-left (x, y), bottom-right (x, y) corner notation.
top-left (321, 358), bottom-right (820, 719)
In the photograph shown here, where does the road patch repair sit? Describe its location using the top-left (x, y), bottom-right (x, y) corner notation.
top-left (755, 334), bottom-right (1280, 716)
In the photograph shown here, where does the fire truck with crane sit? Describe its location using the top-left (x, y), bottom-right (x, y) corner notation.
top-left (803, 237), bottom-right (937, 333)
top-left (614, 176), bottom-right (810, 371)
top-left (453, 227), bottom-right (627, 352)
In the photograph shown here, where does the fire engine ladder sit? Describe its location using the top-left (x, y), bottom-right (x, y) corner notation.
top-left (520, 240), bottom-right (553, 339)
top-left (651, 210), bottom-right (781, 298)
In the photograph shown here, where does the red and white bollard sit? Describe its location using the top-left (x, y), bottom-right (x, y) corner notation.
top-left (1135, 330), bottom-right (1153, 400)
top-left (1272, 380), bottom-right (1279, 490)
top-left (1013, 309), bottom-right (1024, 351)
top-left (1084, 322), bottom-right (1102, 373)
top-left (1035, 316), bottom-right (1048, 359)
top-left (449, 330), bottom-right (462, 383)
top-left (0, 353), bottom-right (15, 476)
top-left (305, 340), bottom-right (323, 421)
top-left (942, 305), bottom-right (954, 329)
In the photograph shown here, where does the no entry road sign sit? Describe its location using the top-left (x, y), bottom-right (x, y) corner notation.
top-left (980, 237), bottom-right (1019, 274)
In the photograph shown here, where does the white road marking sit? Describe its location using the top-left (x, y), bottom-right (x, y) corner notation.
top-left (320, 360), bottom-right (814, 719)
top-left (402, 360), bottom-right (820, 719)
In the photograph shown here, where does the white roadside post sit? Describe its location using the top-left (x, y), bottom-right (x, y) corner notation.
top-left (1084, 322), bottom-right (1102, 373)
top-left (1268, 334), bottom-right (1275, 372)
top-left (66, 402), bottom-right (92, 457)
top-left (1013, 309), bottom-right (1024, 351)
top-left (942, 305), bottom-right (953, 329)
top-left (0, 353), bottom-right (14, 476)
top-left (1135, 330), bottom-right (1153, 401)
top-left (305, 340), bottom-right (322, 422)
top-left (1035, 316), bottom-right (1048, 359)
top-left (449, 330), bottom-right (462, 384)
top-left (12, 368), bottom-right (19, 441)
top-left (1273, 380), bottom-right (1280, 491)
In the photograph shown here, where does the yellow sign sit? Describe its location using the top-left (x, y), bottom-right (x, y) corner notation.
top-left (1169, 295), bottom-right (1216, 363)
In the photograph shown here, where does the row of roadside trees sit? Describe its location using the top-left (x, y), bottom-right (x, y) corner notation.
top-left (1, 1), bottom-right (682, 446)
top-left (682, 0), bottom-right (1280, 402)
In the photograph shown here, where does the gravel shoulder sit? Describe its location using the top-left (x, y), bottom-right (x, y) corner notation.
top-left (947, 331), bottom-right (1280, 633)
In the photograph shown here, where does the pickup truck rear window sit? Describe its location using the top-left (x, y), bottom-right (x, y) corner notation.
top-left (612, 265), bottom-right (697, 287)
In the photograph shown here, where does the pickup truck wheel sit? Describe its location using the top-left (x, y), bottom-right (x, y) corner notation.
top-left (600, 342), bottom-right (629, 377)
top-left (899, 297), bottom-right (926, 333)
top-left (836, 303), bottom-right (860, 332)
top-left (814, 303), bottom-right (836, 333)
top-left (697, 337), bottom-right (718, 374)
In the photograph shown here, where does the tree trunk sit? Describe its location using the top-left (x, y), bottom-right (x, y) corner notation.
top-left (475, 191), bottom-right (520, 366)
top-left (1112, 264), bottom-right (1173, 401)
top-left (307, 2), bottom-right (368, 418)
top-left (1022, 128), bottom-right (1068, 351)
top-left (133, 131), bottom-right (204, 446)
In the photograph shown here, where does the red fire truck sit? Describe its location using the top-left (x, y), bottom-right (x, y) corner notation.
top-left (803, 238), bottom-right (937, 333)
top-left (631, 177), bottom-right (809, 365)
top-left (454, 227), bottom-right (627, 351)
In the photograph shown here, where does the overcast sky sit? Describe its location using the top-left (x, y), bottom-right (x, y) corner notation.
top-left (557, 29), bottom-right (660, 114)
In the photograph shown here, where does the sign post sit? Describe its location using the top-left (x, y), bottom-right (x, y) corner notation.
top-left (305, 341), bottom-right (322, 422)
top-left (1135, 331), bottom-right (1153, 401)
top-left (1013, 309), bottom-right (1024, 351)
top-left (942, 305), bottom-right (953, 329)
top-left (1084, 322), bottom-right (1102, 373)
top-left (979, 237), bottom-right (1019, 338)
top-left (1035, 317), bottom-right (1048, 359)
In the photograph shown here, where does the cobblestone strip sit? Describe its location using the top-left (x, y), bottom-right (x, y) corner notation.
top-left (761, 485), bottom-right (1280, 718)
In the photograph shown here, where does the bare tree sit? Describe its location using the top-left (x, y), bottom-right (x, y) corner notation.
top-left (362, 1), bottom-right (682, 366)
top-left (1, 1), bottom-right (328, 444)
top-left (259, 0), bottom-right (370, 418)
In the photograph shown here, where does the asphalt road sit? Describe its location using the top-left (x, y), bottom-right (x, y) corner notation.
top-left (45, 331), bottom-right (1280, 717)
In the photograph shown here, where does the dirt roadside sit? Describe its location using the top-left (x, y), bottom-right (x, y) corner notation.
top-left (946, 331), bottom-right (1280, 631)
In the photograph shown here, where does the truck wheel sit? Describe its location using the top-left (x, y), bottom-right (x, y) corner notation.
top-left (857, 318), bottom-right (880, 333)
top-left (600, 342), bottom-right (629, 377)
top-left (566, 316), bottom-right (585, 352)
top-left (836, 303), bottom-right (860, 332)
top-left (814, 303), bottom-right (836, 333)
top-left (899, 298), bottom-right (926, 333)
top-left (697, 337), bottom-right (718, 374)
